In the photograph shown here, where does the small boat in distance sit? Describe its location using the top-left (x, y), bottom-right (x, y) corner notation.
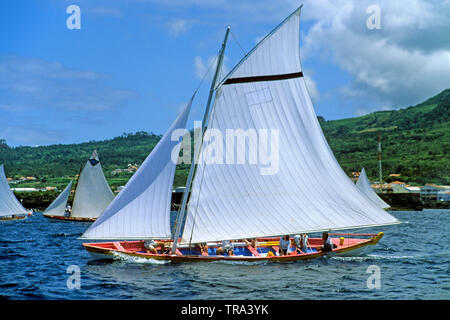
top-left (356, 168), bottom-right (391, 209)
top-left (44, 150), bottom-right (114, 222)
top-left (82, 6), bottom-right (399, 262)
top-left (42, 180), bottom-right (73, 219)
top-left (0, 164), bottom-right (32, 220)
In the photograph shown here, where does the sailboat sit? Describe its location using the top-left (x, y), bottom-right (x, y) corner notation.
top-left (82, 6), bottom-right (399, 262)
top-left (356, 168), bottom-right (390, 209)
top-left (44, 150), bottom-right (114, 221)
top-left (42, 180), bottom-right (73, 219)
top-left (0, 164), bottom-right (32, 220)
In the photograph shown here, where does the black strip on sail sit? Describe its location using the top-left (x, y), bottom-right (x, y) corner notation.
top-left (223, 71), bottom-right (303, 85)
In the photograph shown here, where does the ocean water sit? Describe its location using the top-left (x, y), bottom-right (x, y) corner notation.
top-left (0, 210), bottom-right (449, 300)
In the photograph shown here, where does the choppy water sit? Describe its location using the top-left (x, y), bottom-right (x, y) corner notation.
top-left (0, 210), bottom-right (449, 300)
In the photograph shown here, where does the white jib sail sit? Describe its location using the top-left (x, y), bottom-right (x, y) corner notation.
top-left (43, 180), bottom-right (73, 217)
top-left (356, 168), bottom-right (390, 209)
top-left (71, 150), bottom-right (114, 219)
top-left (181, 8), bottom-right (399, 244)
top-left (81, 97), bottom-right (193, 240)
top-left (0, 164), bottom-right (29, 217)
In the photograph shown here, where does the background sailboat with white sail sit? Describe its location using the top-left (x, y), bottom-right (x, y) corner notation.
top-left (83, 6), bottom-right (399, 262)
top-left (42, 180), bottom-right (73, 219)
top-left (81, 95), bottom-right (194, 247)
top-left (356, 168), bottom-right (390, 209)
top-left (45, 150), bottom-right (114, 221)
top-left (0, 164), bottom-right (32, 220)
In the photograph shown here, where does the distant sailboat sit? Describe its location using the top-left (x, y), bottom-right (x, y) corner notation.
top-left (44, 150), bottom-right (114, 221)
top-left (0, 164), bottom-right (32, 220)
top-left (43, 180), bottom-right (73, 218)
top-left (356, 168), bottom-right (390, 209)
top-left (83, 6), bottom-right (399, 262)
top-left (81, 96), bottom-right (193, 240)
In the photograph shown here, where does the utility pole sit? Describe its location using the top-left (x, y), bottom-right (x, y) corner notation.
top-left (378, 134), bottom-right (382, 183)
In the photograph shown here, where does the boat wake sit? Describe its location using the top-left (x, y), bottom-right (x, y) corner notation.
top-left (331, 254), bottom-right (415, 262)
top-left (111, 251), bottom-right (171, 265)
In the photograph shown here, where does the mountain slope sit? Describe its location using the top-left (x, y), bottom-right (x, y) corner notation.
top-left (319, 89), bottom-right (450, 184)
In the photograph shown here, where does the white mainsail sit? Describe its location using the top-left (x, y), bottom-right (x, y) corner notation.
top-left (43, 180), bottom-right (73, 217)
top-left (81, 97), bottom-right (193, 239)
top-left (0, 164), bottom-right (29, 217)
top-left (356, 168), bottom-right (390, 209)
top-left (71, 150), bottom-right (114, 219)
top-left (181, 7), bottom-right (399, 244)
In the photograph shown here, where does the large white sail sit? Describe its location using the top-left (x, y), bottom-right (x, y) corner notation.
top-left (43, 180), bottom-right (73, 217)
top-left (0, 164), bottom-right (29, 217)
top-left (81, 97), bottom-right (193, 240)
top-left (181, 8), bottom-right (399, 244)
top-left (71, 150), bottom-right (114, 219)
top-left (356, 168), bottom-right (390, 209)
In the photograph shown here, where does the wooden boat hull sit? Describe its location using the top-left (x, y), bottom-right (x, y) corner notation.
top-left (43, 214), bottom-right (96, 222)
top-left (0, 215), bottom-right (28, 221)
top-left (83, 232), bottom-right (384, 262)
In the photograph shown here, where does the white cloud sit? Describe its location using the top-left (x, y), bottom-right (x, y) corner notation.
top-left (303, 71), bottom-right (319, 102)
top-left (167, 19), bottom-right (190, 37)
top-left (0, 54), bottom-right (137, 112)
top-left (299, 0), bottom-right (450, 109)
top-left (193, 55), bottom-right (229, 81)
top-left (159, 0), bottom-right (450, 110)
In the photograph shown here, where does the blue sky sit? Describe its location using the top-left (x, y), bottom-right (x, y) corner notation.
top-left (1, 0), bottom-right (450, 146)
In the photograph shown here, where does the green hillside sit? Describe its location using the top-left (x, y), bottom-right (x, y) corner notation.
top-left (319, 89), bottom-right (449, 185)
top-left (1, 89), bottom-right (449, 189)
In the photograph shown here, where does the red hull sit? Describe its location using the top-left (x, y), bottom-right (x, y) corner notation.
top-left (44, 214), bottom-right (96, 222)
top-left (83, 233), bottom-right (384, 262)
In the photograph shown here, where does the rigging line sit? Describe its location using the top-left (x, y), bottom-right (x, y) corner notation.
top-left (171, 52), bottom-right (220, 238)
top-left (216, 5), bottom-right (303, 90)
top-left (230, 29), bottom-right (247, 56)
top-left (194, 54), bottom-right (220, 94)
top-left (187, 88), bottom-right (221, 247)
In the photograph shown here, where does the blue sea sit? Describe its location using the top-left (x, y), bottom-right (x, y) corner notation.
top-left (0, 210), bottom-right (449, 300)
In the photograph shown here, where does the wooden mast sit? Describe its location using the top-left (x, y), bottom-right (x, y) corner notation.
top-left (171, 27), bottom-right (231, 254)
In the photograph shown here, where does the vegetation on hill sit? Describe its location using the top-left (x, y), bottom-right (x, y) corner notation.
top-left (1, 90), bottom-right (449, 190)
top-left (319, 89), bottom-right (449, 185)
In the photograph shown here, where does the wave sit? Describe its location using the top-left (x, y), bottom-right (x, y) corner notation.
top-left (330, 254), bottom-right (415, 262)
top-left (111, 251), bottom-right (171, 265)
top-left (51, 232), bottom-right (82, 238)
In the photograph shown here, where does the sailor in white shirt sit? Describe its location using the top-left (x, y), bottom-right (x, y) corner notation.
top-left (278, 235), bottom-right (291, 255)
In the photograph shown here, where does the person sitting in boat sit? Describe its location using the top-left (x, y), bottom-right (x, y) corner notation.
top-left (64, 204), bottom-right (71, 217)
top-left (294, 234), bottom-right (309, 253)
top-left (144, 240), bottom-right (168, 254)
top-left (278, 235), bottom-right (291, 255)
top-left (195, 243), bottom-right (208, 255)
top-left (320, 232), bottom-right (337, 252)
top-left (215, 240), bottom-right (234, 256)
top-left (244, 238), bottom-right (257, 249)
